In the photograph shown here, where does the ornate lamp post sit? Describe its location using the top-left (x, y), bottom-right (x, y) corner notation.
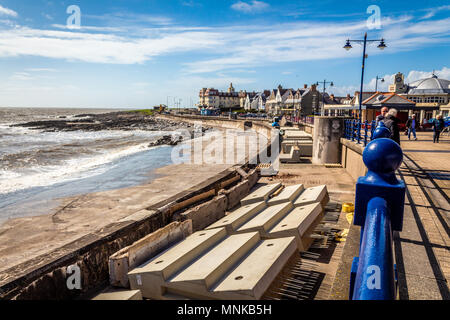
top-left (375, 75), bottom-right (385, 92)
top-left (316, 80), bottom-right (334, 116)
top-left (344, 33), bottom-right (386, 120)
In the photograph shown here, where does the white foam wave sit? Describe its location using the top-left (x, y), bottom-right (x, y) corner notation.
top-left (0, 142), bottom-right (157, 195)
top-left (0, 128), bottom-right (160, 156)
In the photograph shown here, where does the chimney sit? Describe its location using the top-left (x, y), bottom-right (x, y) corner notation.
top-left (330, 94), bottom-right (335, 100)
top-left (347, 94), bottom-right (351, 99)
top-left (311, 84), bottom-right (317, 91)
top-left (304, 84), bottom-right (308, 89)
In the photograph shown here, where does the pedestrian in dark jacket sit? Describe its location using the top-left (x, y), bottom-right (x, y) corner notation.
top-left (376, 106), bottom-right (389, 127)
top-left (382, 108), bottom-right (401, 145)
top-left (405, 114), bottom-right (419, 140)
top-left (432, 115), bottom-right (445, 143)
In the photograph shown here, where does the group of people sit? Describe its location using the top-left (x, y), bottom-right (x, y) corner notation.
top-left (375, 107), bottom-right (446, 145)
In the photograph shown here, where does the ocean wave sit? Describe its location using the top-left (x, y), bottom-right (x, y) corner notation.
top-left (0, 142), bottom-right (160, 195)
top-left (0, 127), bottom-right (162, 157)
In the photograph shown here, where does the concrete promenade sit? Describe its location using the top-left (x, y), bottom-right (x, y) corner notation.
top-left (331, 131), bottom-right (449, 300)
top-left (396, 131), bottom-right (449, 299)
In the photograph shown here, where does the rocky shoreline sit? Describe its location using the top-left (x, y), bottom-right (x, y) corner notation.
top-left (11, 111), bottom-right (210, 147)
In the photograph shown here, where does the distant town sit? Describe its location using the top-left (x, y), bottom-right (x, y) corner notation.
top-left (191, 72), bottom-right (450, 127)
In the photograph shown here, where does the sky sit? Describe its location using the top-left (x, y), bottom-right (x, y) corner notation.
top-left (0, 0), bottom-right (449, 108)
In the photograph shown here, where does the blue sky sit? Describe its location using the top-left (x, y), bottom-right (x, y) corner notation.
top-left (0, 0), bottom-right (449, 108)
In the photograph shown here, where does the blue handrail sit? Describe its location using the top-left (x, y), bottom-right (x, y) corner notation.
top-left (344, 119), bottom-right (379, 146)
top-left (349, 125), bottom-right (406, 300)
top-left (352, 197), bottom-right (396, 300)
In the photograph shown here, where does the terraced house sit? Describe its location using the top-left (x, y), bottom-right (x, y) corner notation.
top-left (265, 84), bottom-right (323, 116)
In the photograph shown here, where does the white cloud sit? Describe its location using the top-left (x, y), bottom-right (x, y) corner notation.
top-left (231, 1), bottom-right (269, 13)
top-left (25, 68), bottom-right (58, 72)
top-left (0, 27), bottom-right (223, 64)
top-left (51, 24), bottom-right (125, 33)
top-left (420, 5), bottom-right (450, 19)
top-left (85, 13), bottom-right (173, 26)
top-left (0, 5), bottom-right (17, 17)
top-left (0, 12), bottom-right (447, 75)
top-left (10, 72), bottom-right (33, 81)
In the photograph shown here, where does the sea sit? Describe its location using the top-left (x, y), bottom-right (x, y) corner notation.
top-left (0, 107), bottom-right (177, 224)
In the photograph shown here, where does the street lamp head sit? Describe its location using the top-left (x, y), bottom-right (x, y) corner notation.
top-left (330, 82), bottom-right (334, 87)
top-left (381, 78), bottom-right (385, 83)
top-left (378, 39), bottom-right (387, 50)
top-left (343, 39), bottom-right (352, 51)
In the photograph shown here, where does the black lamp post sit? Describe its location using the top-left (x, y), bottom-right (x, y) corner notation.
top-left (344, 33), bottom-right (386, 120)
top-left (315, 80), bottom-right (334, 116)
top-left (375, 75), bottom-right (385, 92)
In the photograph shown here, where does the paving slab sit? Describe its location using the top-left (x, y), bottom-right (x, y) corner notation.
top-left (267, 202), bottom-right (323, 251)
top-left (267, 184), bottom-right (304, 206)
top-left (206, 202), bottom-right (267, 234)
top-left (167, 232), bottom-right (260, 296)
top-left (293, 185), bottom-right (329, 208)
top-left (212, 237), bottom-right (297, 300)
top-left (240, 183), bottom-right (282, 205)
top-left (235, 202), bottom-right (293, 235)
top-left (128, 228), bottom-right (226, 299)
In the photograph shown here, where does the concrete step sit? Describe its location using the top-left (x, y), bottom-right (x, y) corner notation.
top-left (293, 185), bottom-right (329, 208)
top-left (128, 228), bottom-right (227, 299)
top-left (92, 289), bottom-right (143, 300)
top-left (240, 183), bottom-right (282, 205)
top-left (267, 184), bottom-right (304, 206)
top-left (161, 292), bottom-right (191, 300)
top-left (206, 201), bottom-right (267, 234)
top-left (236, 202), bottom-right (293, 235)
top-left (167, 232), bottom-right (260, 297)
top-left (212, 237), bottom-right (297, 300)
top-left (267, 202), bottom-right (324, 251)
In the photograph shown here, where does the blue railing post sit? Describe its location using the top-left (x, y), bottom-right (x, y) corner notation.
top-left (346, 120), bottom-right (350, 139)
top-left (351, 120), bottom-right (355, 141)
top-left (344, 120), bottom-right (348, 139)
top-left (364, 120), bottom-right (368, 146)
top-left (349, 131), bottom-right (406, 300)
top-left (370, 120), bottom-right (376, 140)
top-left (357, 121), bottom-right (361, 144)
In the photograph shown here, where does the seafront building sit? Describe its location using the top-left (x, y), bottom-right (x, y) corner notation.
top-left (198, 83), bottom-right (240, 109)
top-left (324, 72), bottom-right (450, 122)
top-left (198, 83), bottom-right (328, 116)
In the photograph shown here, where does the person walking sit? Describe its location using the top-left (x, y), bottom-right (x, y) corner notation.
top-left (382, 108), bottom-right (401, 145)
top-left (376, 107), bottom-right (389, 126)
top-left (432, 115), bottom-right (445, 143)
top-left (406, 114), bottom-right (418, 140)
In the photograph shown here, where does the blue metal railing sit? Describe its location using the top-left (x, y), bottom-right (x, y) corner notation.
top-left (344, 120), bottom-right (377, 146)
top-left (300, 115), bottom-right (315, 125)
top-left (349, 124), bottom-right (406, 300)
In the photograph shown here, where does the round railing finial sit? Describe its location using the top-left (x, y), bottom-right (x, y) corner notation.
top-left (363, 138), bottom-right (403, 174)
top-left (372, 122), bottom-right (391, 139)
